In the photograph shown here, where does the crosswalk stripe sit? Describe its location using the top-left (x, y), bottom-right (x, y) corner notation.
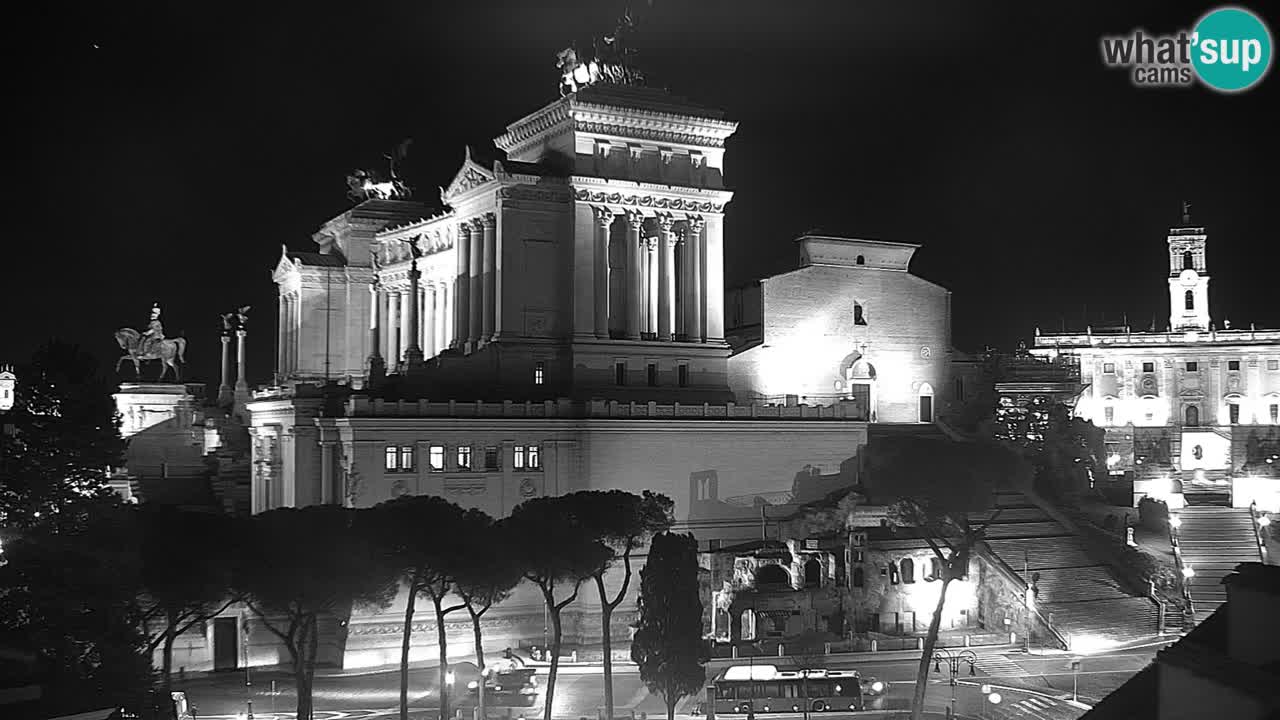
top-left (974, 654), bottom-right (1025, 677)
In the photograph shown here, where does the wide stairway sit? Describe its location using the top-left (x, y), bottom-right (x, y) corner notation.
top-left (978, 491), bottom-right (1160, 646)
top-left (1176, 505), bottom-right (1262, 624)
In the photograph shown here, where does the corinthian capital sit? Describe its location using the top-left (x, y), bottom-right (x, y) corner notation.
top-left (657, 213), bottom-right (677, 233)
top-left (685, 215), bottom-right (706, 235)
top-left (627, 211), bottom-right (645, 231)
top-left (481, 212), bottom-right (497, 229)
top-left (593, 206), bottom-right (616, 229)
top-left (469, 217), bottom-right (485, 233)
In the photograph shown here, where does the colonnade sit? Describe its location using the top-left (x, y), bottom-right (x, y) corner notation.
top-left (594, 209), bottom-right (711, 342)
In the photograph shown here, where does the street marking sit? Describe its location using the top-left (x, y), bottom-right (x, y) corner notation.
top-left (975, 654), bottom-right (1025, 677)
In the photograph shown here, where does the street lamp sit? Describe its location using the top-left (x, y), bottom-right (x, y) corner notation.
top-left (931, 649), bottom-right (977, 720)
top-left (1182, 565), bottom-right (1195, 579)
top-left (1169, 514), bottom-right (1182, 529)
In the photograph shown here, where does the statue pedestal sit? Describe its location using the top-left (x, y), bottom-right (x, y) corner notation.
top-left (114, 383), bottom-right (209, 479)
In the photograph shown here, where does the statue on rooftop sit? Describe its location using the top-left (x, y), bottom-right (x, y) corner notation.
top-left (346, 139), bottom-right (414, 202)
top-left (557, 5), bottom-right (646, 96)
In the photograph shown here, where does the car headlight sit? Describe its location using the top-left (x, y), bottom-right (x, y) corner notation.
top-left (468, 681), bottom-right (479, 690)
top-left (870, 681), bottom-right (885, 694)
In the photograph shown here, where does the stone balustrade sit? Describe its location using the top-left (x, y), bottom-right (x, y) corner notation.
top-left (344, 396), bottom-right (871, 420)
top-left (1035, 328), bottom-right (1280, 347)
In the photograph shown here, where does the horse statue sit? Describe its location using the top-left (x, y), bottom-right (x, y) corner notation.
top-left (115, 328), bottom-right (187, 382)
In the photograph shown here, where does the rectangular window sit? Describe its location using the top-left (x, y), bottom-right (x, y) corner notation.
top-left (384, 446), bottom-right (399, 472)
top-left (514, 445), bottom-right (525, 469)
top-left (1228, 360), bottom-right (1240, 371)
top-left (429, 445), bottom-right (445, 471)
top-left (534, 361), bottom-right (545, 385)
top-left (1270, 359), bottom-right (1280, 371)
top-left (484, 447), bottom-right (499, 471)
top-left (1229, 404), bottom-right (1240, 424)
top-left (1186, 361), bottom-right (1198, 372)
top-left (647, 363), bottom-right (658, 387)
top-left (1103, 363), bottom-right (1115, 374)
top-left (615, 362), bottom-right (626, 386)
top-left (457, 446), bottom-right (472, 470)
top-left (678, 364), bottom-right (689, 388)
top-left (399, 446), bottom-right (415, 472)
top-left (1104, 406), bottom-right (1115, 424)
top-left (527, 444), bottom-right (541, 469)
top-left (1142, 362), bottom-right (1154, 373)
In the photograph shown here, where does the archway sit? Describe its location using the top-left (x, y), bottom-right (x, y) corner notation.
top-left (918, 382), bottom-right (935, 423)
top-left (900, 558), bottom-right (916, 584)
top-left (756, 563), bottom-right (790, 587)
top-left (803, 558), bottom-right (821, 587)
top-left (852, 567), bottom-right (865, 588)
top-left (1185, 405), bottom-right (1200, 427)
top-left (845, 357), bottom-right (877, 421)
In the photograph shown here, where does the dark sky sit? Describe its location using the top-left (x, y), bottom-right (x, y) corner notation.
top-left (7, 0), bottom-right (1277, 389)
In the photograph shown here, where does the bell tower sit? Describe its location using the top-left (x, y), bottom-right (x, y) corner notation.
top-left (1167, 202), bottom-right (1210, 332)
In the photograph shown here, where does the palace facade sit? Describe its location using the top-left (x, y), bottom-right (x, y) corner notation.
top-left (1030, 212), bottom-right (1280, 507)
top-left (239, 80), bottom-right (962, 669)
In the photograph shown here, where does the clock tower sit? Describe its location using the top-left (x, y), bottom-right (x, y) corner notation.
top-left (1167, 202), bottom-right (1210, 332)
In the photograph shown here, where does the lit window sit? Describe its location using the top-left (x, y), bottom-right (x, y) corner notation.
top-left (1185, 290), bottom-right (1194, 310)
top-left (1186, 362), bottom-right (1198, 372)
top-left (527, 444), bottom-right (541, 469)
top-left (647, 363), bottom-right (658, 387)
top-left (678, 364), bottom-right (689, 388)
top-left (1103, 363), bottom-right (1115, 374)
top-left (888, 565), bottom-right (900, 585)
top-left (534, 361), bottom-right (545, 385)
top-left (457, 446), bottom-right (472, 470)
top-left (514, 445), bottom-right (525, 469)
top-left (399, 446), bottom-right (415, 472)
top-left (1228, 360), bottom-right (1240, 371)
top-left (384, 446), bottom-right (399, 471)
top-left (615, 362), bottom-right (626, 386)
top-left (484, 447), bottom-right (499, 471)
top-left (1229, 404), bottom-right (1240, 425)
top-left (1142, 362), bottom-right (1154, 373)
top-left (429, 445), bottom-right (445, 471)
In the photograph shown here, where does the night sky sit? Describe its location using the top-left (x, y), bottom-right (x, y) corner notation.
top-left (8, 0), bottom-right (1278, 390)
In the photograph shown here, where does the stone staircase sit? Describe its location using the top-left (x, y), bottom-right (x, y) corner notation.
top-left (976, 491), bottom-right (1160, 646)
top-left (1180, 468), bottom-right (1233, 506)
top-left (1175, 506), bottom-right (1261, 623)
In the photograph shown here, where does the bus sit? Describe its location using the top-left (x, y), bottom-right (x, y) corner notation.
top-left (710, 664), bottom-right (886, 714)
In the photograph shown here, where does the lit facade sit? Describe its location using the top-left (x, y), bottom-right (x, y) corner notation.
top-left (1031, 214), bottom-right (1280, 506)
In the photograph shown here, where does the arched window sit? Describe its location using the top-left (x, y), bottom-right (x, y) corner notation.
top-left (854, 304), bottom-right (867, 326)
top-left (1185, 290), bottom-right (1195, 310)
top-left (855, 255), bottom-right (865, 266)
top-left (918, 383), bottom-right (935, 423)
top-left (1183, 251), bottom-right (1194, 270)
top-left (929, 557), bottom-right (943, 582)
top-left (804, 558), bottom-right (821, 587)
top-left (852, 567), bottom-right (865, 588)
top-left (1185, 405), bottom-right (1200, 427)
top-left (900, 558), bottom-right (915, 584)
top-left (756, 564), bottom-right (790, 587)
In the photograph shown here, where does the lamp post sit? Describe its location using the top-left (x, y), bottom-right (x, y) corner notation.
top-left (1070, 659), bottom-right (1081, 702)
top-left (931, 649), bottom-right (977, 720)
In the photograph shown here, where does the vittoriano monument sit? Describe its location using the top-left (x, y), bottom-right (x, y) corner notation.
top-left (115, 303), bottom-right (187, 382)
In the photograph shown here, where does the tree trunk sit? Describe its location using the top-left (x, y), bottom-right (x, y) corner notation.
top-left (542, 600), bottom-right (564, 720)
top-left (161, 611), bottom-right (176, 697)
top-left (401, 582), bottom-right (418, 720)
top-left (596, 575), bottom-right (614, 720)
top-left (434, 597), bottom-right (452, 720)
top-left (471, 609), bottom-right (486, 720)
top-left (306, 615), bottom-right (319, 720)
top-left (292, 618), bottom-right (312, 720)
top-left (665, 686), bottom-right (676, 720)
top-left (910, 577), bottom-right (953, 720)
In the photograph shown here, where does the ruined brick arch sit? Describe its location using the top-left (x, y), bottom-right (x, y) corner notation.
top-left (803, 557), bottom-right (821, 587)
top-left (756, 563), bottom-right (790, 586)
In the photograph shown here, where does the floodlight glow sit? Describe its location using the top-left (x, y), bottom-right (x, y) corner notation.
top-left (468, 680), bottom-right (479, 690)
top-left (1107, 453), bottom-right (1121, 467)
top-left (1182, 565), bottom-right (1195, 579)
top-left (870, 681), bottom-right (884, 694)
top-left (1195, 469), bottom-right (1206, 483)
top-left (446, 671), bottom-right (456, 686)
top-left (1071, 634), bottom-right (1119, 655)
top-left (1169, 515), bottom-right (1182, 529)
top-left (1258, 515), bottom-right (1271, 528)
top-left (988, 692), bottom-right (1002, 705)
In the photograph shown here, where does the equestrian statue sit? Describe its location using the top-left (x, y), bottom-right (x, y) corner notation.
top-left (115, 303), bottom-right (187, 382)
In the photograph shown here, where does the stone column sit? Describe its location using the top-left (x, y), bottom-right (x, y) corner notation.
top-left (387, 290), bottom-right (401, 365)
top-left (405, 258), bottom-right (424, 369)
top-left (658, 215), bottom-right (676, 341)
top-left (367, 284), bottom-right (385, 384)
top-left (276, 297), bottom-right (287, 377)
top-left (646, 238), bottom-right (659, 337)
top-left (468, 218), bottom-right (483, 347)
top-left (235, 329), bottom-right (249, 394)
top-left (626, 212), bottom-right (643, 340)
top-left (320, 440), bottom-right (336, 505)
top-left (704, 214), bottom-right (726, 342)
top-left (424, 284), bottom-right (437, 358)
top-left (219, 334), bottom-right (233, 405)
top-left (594, 207), bottom-right (614, 338)
top-left (285, 294), bottom-right (296, 374)
top-left (481, 213), bottom-right (497, 342)
top-left (399, 288), bottom-right (413, 367)
top-left (687, 216), bottom-right (705, 342)
top-left (441, 283), bottom-right (452, 350)
top-left (454, 223), bottom-right (470, 349)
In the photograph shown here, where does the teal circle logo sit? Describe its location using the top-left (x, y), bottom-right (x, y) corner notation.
top-left (1192, 7), bottom-right (1272, 92)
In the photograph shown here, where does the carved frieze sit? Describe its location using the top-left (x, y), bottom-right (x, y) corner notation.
top-left (497, 186), bottom-right (571, 204)
top-left (573, 189), bottom-right (723, 213)
top-left (445, 479), bottom-right (486, 496)
top-left (574, 121), bottom-right (726, 149)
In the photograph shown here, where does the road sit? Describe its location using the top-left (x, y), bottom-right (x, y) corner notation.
top-left (178, 641), bottom-right (1170, 720)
